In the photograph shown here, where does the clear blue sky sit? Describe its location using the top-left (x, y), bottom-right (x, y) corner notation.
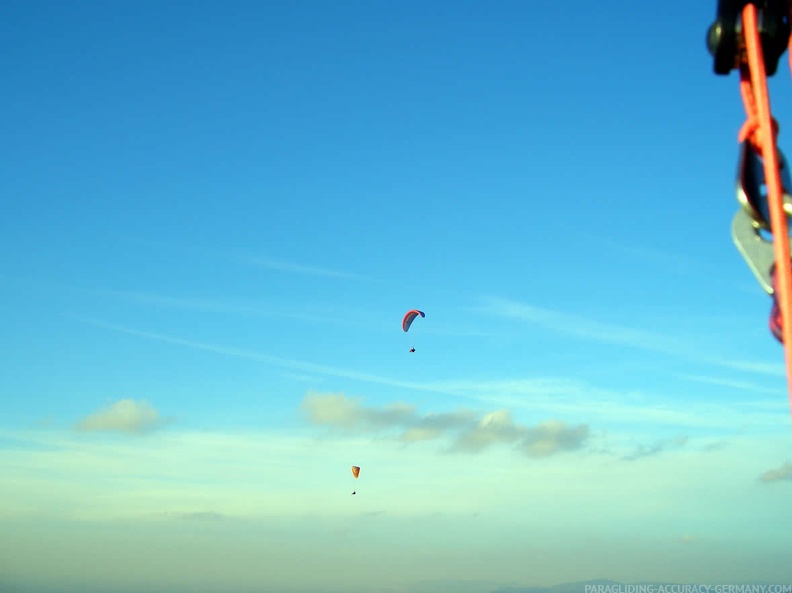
top-left (2, 1), bottom-right (792, 592)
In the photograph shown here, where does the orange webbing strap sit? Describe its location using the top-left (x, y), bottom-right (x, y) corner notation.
top-left (739, 4), bottom-right (792, 422)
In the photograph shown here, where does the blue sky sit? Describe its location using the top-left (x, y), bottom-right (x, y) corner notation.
top-left (2, 1), bottom-right (792, 592)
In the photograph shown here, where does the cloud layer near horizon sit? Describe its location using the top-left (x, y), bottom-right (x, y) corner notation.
top-left (2, 389), bottom-right (792, 591)
top-left (1, 429), bottom-right (790, 592)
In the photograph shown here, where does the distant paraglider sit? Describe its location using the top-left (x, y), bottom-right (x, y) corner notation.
top-left (402, 309), bottom-right (424, 353)
top-left (351, 465), bottom-right (360, 494)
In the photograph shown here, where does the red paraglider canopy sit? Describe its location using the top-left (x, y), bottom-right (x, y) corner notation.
top-left (402, 309), bottom-right (425, 332)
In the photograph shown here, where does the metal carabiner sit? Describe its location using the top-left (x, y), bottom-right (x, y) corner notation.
top-left (735, 140), bottom-right (792, 227)
top-left (732, 141), bottom-right (792, 294)
top-left (733, 208), bottom-right (777, 293)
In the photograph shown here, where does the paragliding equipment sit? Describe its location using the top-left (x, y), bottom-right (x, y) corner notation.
top-left (402, 309), bottom-right (424, 352)
top-left (706, 0), bottom-right (792, 423)
top-left (351, 465), bottom-right (360, 494)
top-left (402, 309), bottom-right (424, 332)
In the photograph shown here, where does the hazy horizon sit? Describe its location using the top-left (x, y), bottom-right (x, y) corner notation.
top-left (2, 1), bottom-right (791, 591)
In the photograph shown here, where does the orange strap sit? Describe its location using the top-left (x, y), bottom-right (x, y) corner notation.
top-left (738, 4), bottom-right (792, 423)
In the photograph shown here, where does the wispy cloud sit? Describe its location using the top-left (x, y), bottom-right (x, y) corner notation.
top-left (79, 318), bottom-right (466, 398)
top-left (82, 320), bottom-right (579, 409)
top-left (243, 256), bottom-right (361, 279)
top-left (708, 358), bottom-right (787, 377)
top-left (77, 319), bottom-right (787, 433)
top-left (425, 377), bottom-right (785, 431)
top-left (120, 238), bottom-right (365, 281)
top-left (300, 391), bottom-right (590, 457)
top-left (610, 242), bottom-right (700, 273)
top-left (622, 435), bottom-right (688, 461)
top-left (585, 234), bottom-right (709, 278)
top-left (583, 234), bottom-right (760, 298)
top-left (100, 289), bottom-right (340, 323)
top-left (75, 399), bottom-right (168, 435)
top-left (758, 461), bottom-right (792, 483)
top-left (679, 375), bottom-right (781, 395)
top-left (477, 296), bottom-right (786, 378)
top-left (475, 296), bottom-right (709, 362)
top-left (159, 511), bottom-right (228, 521)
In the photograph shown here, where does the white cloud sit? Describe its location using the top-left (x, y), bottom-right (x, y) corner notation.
top-left (301, 391), bottom-right (589, 457)
top-left (75, 399), bottom-right (166, 435)
top-left (758, 461), bottom-right (792, 483)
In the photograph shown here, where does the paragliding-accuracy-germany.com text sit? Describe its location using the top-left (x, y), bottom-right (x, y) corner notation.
top-left (584, 586), bottom-right (792, 593)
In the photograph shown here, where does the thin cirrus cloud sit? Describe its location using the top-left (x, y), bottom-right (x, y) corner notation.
top-left (678, 374), bottom-right (782, 396)
top-left (77, 319), bottom-right (629, 412)
top-left (77, 319), bottom-right (487, 400)
top-left (242, 256), bottom-right (362, 280)
top-left (79, 319), bottom-right (786, 433)
top-left (300, 391), bottom-right (590, 457)
top-left (476, 296), bottom-right (786, 377)
top-left (99, 287), bottom-right (492, 339)
top-left (99, 289), bottom-right (337, 324)
top-left (123, 238), bottom-right (366, 282)
top-left (476, 296), bottom-right (686, 352)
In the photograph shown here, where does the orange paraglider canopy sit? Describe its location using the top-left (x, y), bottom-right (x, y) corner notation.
top-left (351, 466), bottom-right (360, 478)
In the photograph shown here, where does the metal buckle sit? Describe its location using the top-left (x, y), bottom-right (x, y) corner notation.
top-left (732, 141), bottom-right (792, 293)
